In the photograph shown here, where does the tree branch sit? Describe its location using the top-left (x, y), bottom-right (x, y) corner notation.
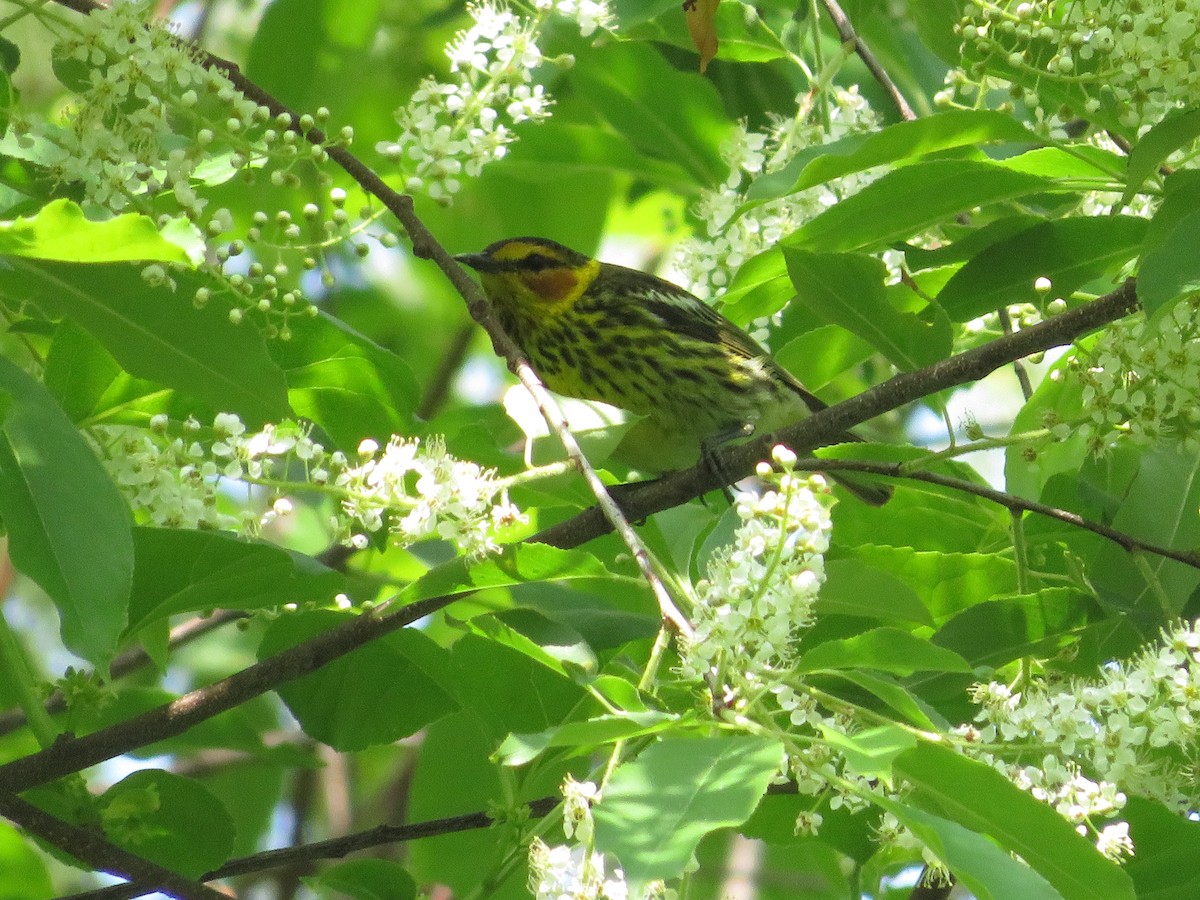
top-left (795, 457), bottom-right (1200, 569)
top-left (819, 0), bottom-right (916, 121)
top-left (531, 281), bottom-right (1141, 548)
top-left (0, 593), bottom-right (449, 793)
top-left (0, 792), bottom-right (227, 900)
top-left (63, 797), bottom-right (561, 900)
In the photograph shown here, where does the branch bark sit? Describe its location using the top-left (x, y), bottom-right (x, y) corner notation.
top-left (0, 792), bottom-right (227, 900)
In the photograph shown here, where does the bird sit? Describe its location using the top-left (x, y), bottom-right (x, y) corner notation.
top-left (455, 236), bottom-right (890, 505)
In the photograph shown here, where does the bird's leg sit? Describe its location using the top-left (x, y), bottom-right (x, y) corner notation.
top-left (700, 422), bottom-right (756, 501)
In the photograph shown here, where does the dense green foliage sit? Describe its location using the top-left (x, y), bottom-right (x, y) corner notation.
top-left (1, 0), bottom-right (1199, 898)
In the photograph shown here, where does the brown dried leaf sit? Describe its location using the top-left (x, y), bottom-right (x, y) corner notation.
top-left (683, 0), bottom-right (720, 73)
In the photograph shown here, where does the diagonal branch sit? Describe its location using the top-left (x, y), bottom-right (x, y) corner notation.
top-left (795, 457), bottom-right (1200, 569)
top-left (63, 797), bottom-right (561, 900)
top-left (0, 593), bottom-right (449, 793)
top-left (531, 281), bottom-right (1141, 548)
top-left (0, 792), bottom-right (226, 900)
top-left (819, 0), bottom-right (917, 121)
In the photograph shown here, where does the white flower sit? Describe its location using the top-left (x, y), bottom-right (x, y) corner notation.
top-left (680, 454), bottom-right (833, 695)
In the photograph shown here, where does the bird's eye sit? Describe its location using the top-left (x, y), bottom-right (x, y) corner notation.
top-left (521, 252), bottom-right (555, 270)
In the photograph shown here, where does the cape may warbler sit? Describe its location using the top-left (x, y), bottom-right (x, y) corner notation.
top-left (457, 237), bottom-right (890, 505)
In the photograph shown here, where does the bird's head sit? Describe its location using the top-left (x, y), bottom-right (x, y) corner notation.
top-left (456, 237), bottom-right (601, 312)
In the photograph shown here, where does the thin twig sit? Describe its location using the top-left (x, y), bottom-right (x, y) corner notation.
top-left (416, 320), bottom-right (475, 420)
top-left (62, 797), bottom-right (561, 900)
top-left (997, 306), bottom-right (1034, 400)
top-left (0, 792), bottom-right (227, 900)
top-left (819, 0), bottom-right (917, 121)
top-left (793, 457), bottom-right (1200, 569)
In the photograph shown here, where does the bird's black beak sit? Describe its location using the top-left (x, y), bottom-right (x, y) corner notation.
top-left (454, 252), bottom-right (496, 273)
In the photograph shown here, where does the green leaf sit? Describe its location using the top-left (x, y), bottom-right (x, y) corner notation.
top-left (1143, 170), bottom-right (1200, 254)
top-left (848, 546), bottom-right (1018, 622)
top-left (593, 736), bottom-right (783, 883)
top-left (931, 589), bottom-right (1095, 671)
top-left (799, 627), bottom-right (972, 675)
top-left (719, 247), bottom-right (790, 325)
top-left (784, 160), bottom-right (1053, 252)
top-left (1124, 797), bottom-right (1200, 900)
top-left (894, 743), bottom-right (1135, 900)
top-left (0, 36), bottom-right (19, 74)
top-left (398, 543), bottom-right (632, 605)
top-left (875, 794), bottom-right (1064, 900)
top-left (747, 110), bottom-right (1040, 205)
top-left (100, 770), bottom-right (234, 879)
top-left (245, 0), bottom-right (325, 105)
top-left (569, 42), bottom-right (730, 186)
top-left (817, 559), bottom-right (933, 626)
top-left (0, 358), bottom-right (132, 667)
top-left (323, 0), bottom-right (382, 48)
top-left (1090, 445), bottom-right (1200, 618)
top-left (270, 309), bottom-right (416, 448)
top-left (466, 609), bottom-right (597, 678)
top-left (0, 200), bottom-right (198, 264)
top-left (999, 144), bottom-right (1124, 180)
top-left (127, 528), bottom-right (344, 634)
top-left (258, 609), bottom-right (459, 751)
top-left (909, 0), bottom-right (962, 63)
top-left (495, 711), bottom-right (677, 766)
top-left (451, 632), bottom-right (585, 741)
top-left (43, 321), bottom-right (192, 426)
top-left (818, 723), bottom-right (915, 783)
top-left (936, 216), bottom-right (1147, 322)
top-left (308, 859), bottom-right (417, 900)
top-left (904, 214), bottom-right (1045, 272)
top-left (0, 820), bottom-right (53, 900)
top-left (773, 324), bottom-right (875, 392)
top-left (505, 122), bottom-right (699, 195)
top-left (0, 260), bottom-right (291, 425)
top-left (783, 249), bottom-right (951, 369)
top-left (1138, 207), bottom-right (1200, 321)
top-left (827, 670), bottom-right (941, 730)
top-left (1124, 107), bottom-right (1200, 205)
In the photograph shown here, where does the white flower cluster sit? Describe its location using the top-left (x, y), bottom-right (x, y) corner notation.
top-left (1056, 298), bottom-right (1200, 455)
top-left (25, 0), bottom-right (252, 215)
top-left (528, 777), bottom-right (671, 900)
top-left (528, 840), bottom-right (630, 900)
top-left (379, 0), bottom-right (611, 202)
top-left (13, 1), bottom-right (360, 331)
top-left (959, 620), bottom-right (1200, 858)
top-left (671, 88), bottom-right (880, 300)
top-left (95, 413), bottom-right (523, 557)
top-left (680, 446), bottom-right (833, 692)
top-left (952, 0), bottom-right (1200, 127)
top-left (99, 416), bottom-right (241, 531)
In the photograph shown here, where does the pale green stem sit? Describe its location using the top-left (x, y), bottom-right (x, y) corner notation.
top-left (901, 428), bottom-right (1054, 472)
top-left (0, 609), bottom-right (59, 749)
top-left (1132, 551), bottom-right (1175, 618)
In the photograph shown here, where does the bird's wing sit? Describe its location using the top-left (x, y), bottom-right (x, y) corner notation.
top-left (591, 263), bottom-right (832, 413)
